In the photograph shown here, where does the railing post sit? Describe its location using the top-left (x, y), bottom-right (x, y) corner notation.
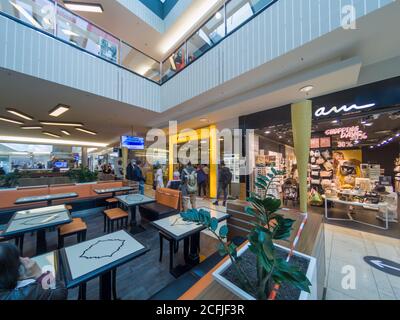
top-left (54, 0), bottom-right (57, 36)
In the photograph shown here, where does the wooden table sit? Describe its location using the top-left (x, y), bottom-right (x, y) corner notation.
top-left (93, 186), bottom-right (134, 198)
top-left (179, 204), bottom-right (325, 300)
top-left (3, 205), bottom-right (72, 255)
top-left (15, 192), bottom-right (78, 206)
top-left (152, 207), bottom-right (229, 278)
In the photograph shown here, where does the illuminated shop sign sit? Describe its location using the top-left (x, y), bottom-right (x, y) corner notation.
top-left (325, 126), bottom-right (368, 141)
top-left (315, 103), bottom-right (376, 118)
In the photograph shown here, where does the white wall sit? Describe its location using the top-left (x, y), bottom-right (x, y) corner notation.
top-left (0, 14), bottom-right (160, 112)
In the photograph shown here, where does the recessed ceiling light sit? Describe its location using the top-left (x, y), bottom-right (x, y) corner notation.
top-left (200, 118), bottom-right (209, 123)
top-left (40, 121), bottom-right (83, 127)
top-left (43, 131), bottom-right (61, 138)
top-left (0, 116), bottom-right (24, 125)
top-left (49, 104), bottom-right (70, 117)
top-left (76, 128), bottom-right (97, 135)
top-left (21, 126), bottom-right (43, 130)
top-left (0, 135), bottom-right (108, 147)
top-left (61, 130), bottom-right (71, 136)
top-left (265, 131), bottom-right (271, 134)
top-left (64, 2), bottom-right (104, 13)
top-left (331, 119), bottom-right (339, 124)
top-left (299, 85), bottom-right (314, 93)
top-left (215, 11), bottom-right (222, 20)
top-left (6, 108), bottom-right (33, 120)
top-left (364, 122), bottom-right (373, 127)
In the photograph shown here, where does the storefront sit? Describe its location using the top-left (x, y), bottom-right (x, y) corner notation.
top-left (240, 76), bottom-right (400, 231)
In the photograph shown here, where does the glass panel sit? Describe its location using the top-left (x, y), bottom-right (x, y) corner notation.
top-left (56, 5), bottom-right (119, 63)
top-left (161, 43), bottom-right (186, 82)
top-left (226, 0), bottom-right (273, 34)
top-left (0, 0), bottom-right (56, 33)
top-left (187, 7), bottom-right (225, 63)
top-left (120, 42), bottom-right (160, 83)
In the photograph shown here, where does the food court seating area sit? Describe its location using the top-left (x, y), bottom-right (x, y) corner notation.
top-left (0, 181), bottom-right (126, 224)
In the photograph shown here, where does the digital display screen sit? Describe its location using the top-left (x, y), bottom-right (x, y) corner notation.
top-left (121, 136), bottom-right (145, 150)
top-left (54, 161), bottom-right (68, 169)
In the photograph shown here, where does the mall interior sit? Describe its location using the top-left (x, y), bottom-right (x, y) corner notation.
top-left (0, 0), bottom-right (400, 302)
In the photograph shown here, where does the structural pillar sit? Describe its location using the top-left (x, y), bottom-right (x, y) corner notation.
top-left (122, 147), bottom-right (129, 178)
top-left (81, 147), bottom-right (88, 168)
top-left (209, 125), bottom-right (218, 199)
top-left (291, 100), bottom-right (312, 213)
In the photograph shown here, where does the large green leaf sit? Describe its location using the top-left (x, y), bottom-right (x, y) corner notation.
top-left (219, 225), bottom-right (228, 238)
top-left (210, 218), bottom-right (219, 232)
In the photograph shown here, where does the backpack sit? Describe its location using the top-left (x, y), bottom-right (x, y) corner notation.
top-left (184, 168), bottom-right (198, 194)
top-left (221, 167), bottom-right (233, 185)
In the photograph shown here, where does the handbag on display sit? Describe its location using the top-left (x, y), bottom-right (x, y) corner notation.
top-left (320, 171), bottom-right (332, 178)
top-left (311, 171), bottom-right (320, 177)
top-left (323, 161), bottom-right (334, 171)
top-left (322, 150), bottom-right (331, 160)
top-left (311, 179), bottom-right (321, 185)
top-left (316, 157), bottom-right (325, 165)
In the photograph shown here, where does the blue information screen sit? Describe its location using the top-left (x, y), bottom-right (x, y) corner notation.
top-left (121, 136), bottom-right (145, 150)
top-left (54, 161), bottom-right (68, 169)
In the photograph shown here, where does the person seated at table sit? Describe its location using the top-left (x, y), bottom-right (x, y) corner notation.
top-left (166, 171), bottom-right (181, 190)
top-left (0, 243), bottom-right (67, 300)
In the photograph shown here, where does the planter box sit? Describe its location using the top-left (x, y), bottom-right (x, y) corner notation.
top-left (213, 243), bottom-right (317, 300)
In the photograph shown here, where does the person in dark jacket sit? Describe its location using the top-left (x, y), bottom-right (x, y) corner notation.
top-left (0, 243), bottom-right (67, 300)
top-left (126, 159), bottom-right (145, 194)
top-left (196, 165), bottom-right (207, 197)
top-left (213, 161), bottom-right (232, 207)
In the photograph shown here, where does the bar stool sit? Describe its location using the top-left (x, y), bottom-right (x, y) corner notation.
top-left (103, 208), bottom-right (129, 233)
top-left (105, 198), bottom-right (119, 209)
top-left (159, 232), bottom-right (181, 271)
top-left (58, 218), bottom-right (88, 249)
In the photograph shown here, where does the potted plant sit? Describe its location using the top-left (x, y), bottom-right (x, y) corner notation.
top-left (67, 166), bottom-right (98, 183)
top-left (180, 168), bottom-right (315, 300)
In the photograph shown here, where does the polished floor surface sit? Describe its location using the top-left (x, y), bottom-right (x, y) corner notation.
top-left (324, 223), bottom-right (400, 300)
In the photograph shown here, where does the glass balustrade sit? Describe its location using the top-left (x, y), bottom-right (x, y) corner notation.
top-left (120, 42), bottom-right (161, 83)
top-left (0, 0), bottom-right (278, 84)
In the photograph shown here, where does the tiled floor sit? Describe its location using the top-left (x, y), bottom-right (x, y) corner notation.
top-left (324, 223), bottom-right (400, 300)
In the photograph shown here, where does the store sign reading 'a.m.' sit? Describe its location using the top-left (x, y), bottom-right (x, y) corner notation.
top-left (314, 103), bottom-right (376, 118)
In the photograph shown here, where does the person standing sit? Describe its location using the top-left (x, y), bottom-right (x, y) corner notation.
top-left (213, 161), bottom-right (232, 207)
top-left (197, 165), bottom-right (207, 198)
top-left (154, 163), bottom-right (164, 189)
top-left (127, 159), bottom-right (145, 194)
top-left (181, 162), bottom-right (198, 211)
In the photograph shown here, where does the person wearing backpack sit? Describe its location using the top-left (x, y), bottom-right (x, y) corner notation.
top-left (181, 162), bottom-right (198, 211)
top-left (213, 161), bottom-right (232, 207)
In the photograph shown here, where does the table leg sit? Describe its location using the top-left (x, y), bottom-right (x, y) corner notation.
top-left (99, 271), bottom-right (112, 300)
top-left (129, 205), bottom-right (145, 234)
top-left (187, 233), bottom-right (200, 266)
top-left (36, 229), bottom-right (47, 255)
top-left (169, 236), bottom-right (196, 278)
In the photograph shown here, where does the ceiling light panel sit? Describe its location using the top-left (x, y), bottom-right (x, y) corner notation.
top-left (64, 2), bottom-right (104, 13)
top-left (40, 121), bottom-right (83, 127)
top-left (0, 116), bottom-right (24, 125)
top-left (49, 104), bottom-right (70, 117)
top-left (6, 108), bottom-right (33, 120)
top-left (75, 128), bottom-right (97, 135)
top-left (43, 131), bottom-right (61, 138)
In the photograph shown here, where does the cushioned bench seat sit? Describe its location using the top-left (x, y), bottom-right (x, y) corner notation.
top-left (139, 202), bottom-right (178, 221)
top-left (139, 188), bottom-right (181, 222)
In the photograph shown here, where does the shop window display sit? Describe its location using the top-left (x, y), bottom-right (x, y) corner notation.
top-left (242, 79), bottom-right (400, 229)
